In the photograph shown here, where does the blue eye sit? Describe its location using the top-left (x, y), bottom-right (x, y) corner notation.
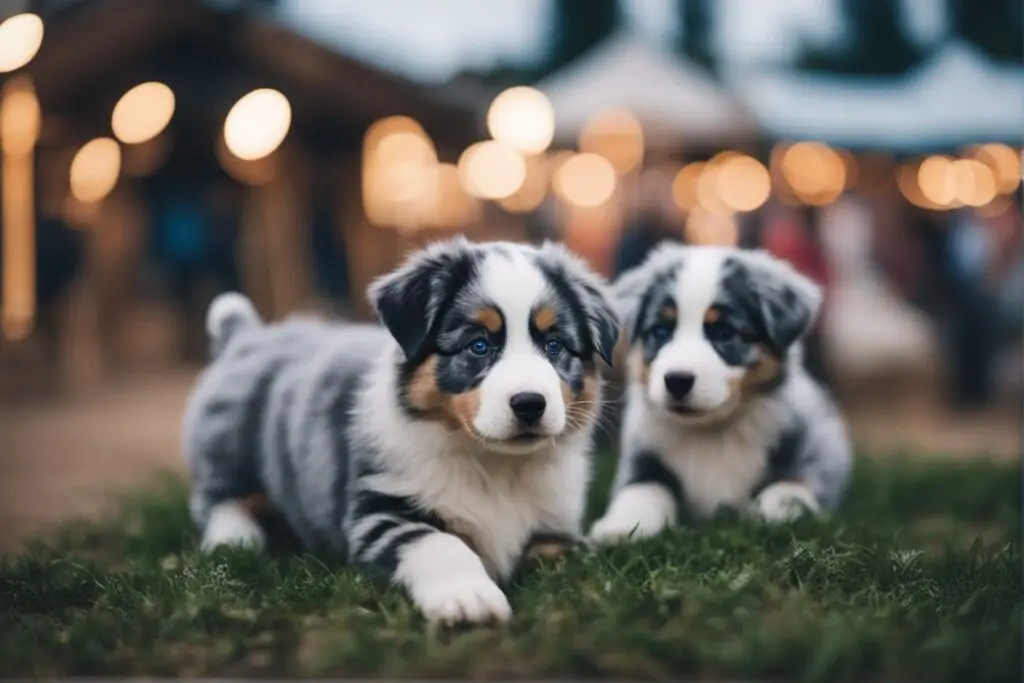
top-left (650, 324), bottom-right (672, 342)
top-left (545, 338), bottom-right (564, 357)
top-left (468, 338), bottom-right (490, 356)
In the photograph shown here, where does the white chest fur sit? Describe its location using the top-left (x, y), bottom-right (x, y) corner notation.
top-left (358, 355), bottom-right (591, 579)
top-left (623, 389), bottom-right (788, 518)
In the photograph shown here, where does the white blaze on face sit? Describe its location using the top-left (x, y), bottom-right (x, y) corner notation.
top-left (472, 250), bottom-right (567, 442)
top-left (646, 249), bottom-right (743, 413)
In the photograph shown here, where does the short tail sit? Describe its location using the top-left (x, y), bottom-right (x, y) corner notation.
top-left (206, 292), bottom-right (261, 358)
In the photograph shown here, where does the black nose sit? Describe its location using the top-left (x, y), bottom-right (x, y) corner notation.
top-left (509, 392), bottom-right (546, 425)
top-left (664, 372), bottom-right (696, 400)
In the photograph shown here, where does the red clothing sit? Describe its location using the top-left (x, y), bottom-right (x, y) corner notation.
top-left (761, 217), bottom-right (831, 325)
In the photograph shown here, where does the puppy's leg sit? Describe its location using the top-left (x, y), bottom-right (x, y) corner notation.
top-left (589, 451), bottom-right (682, 544)
top-left (393, 532), bottom-right (512, 626)
top-left (589, 484), bottom-right (678, 543)
top-left (753, 481), bottom-right (820, 523)
top-left (349, 493), bottom-right (510, 626)
top-left (199, 494), bottom-right (267, 552)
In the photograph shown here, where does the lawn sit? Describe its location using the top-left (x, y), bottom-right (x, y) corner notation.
top-left (1, 452), bottom-right (1020, 682)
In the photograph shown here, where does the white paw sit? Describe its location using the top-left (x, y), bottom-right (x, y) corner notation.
top-left (588, 515), bottom-right (652, 545)
top-left (412, 575), bottom-right (512, 626)
top-left (755, 482), bottom-right (820, 523)
top-left (200, 502), bottom-right (266, 552)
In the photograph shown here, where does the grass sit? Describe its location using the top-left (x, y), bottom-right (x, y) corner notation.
top-left (1, 452), bottom-right (1021, 682)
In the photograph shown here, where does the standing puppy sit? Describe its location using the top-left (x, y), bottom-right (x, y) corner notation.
top-left (183, 238), bottom-right (619, 625)
top-left (589, 243), bottom-right (851, 544)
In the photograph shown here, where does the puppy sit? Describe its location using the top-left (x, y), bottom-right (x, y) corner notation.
top-left (182, 238), bottom-right (619, 625)
top-left (589, 243), bottom-right (851, 543)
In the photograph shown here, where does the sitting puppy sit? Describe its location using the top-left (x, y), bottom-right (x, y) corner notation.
top-left (589, 243), bottom-right (851, 543)
top-left (182, 238), bottom-right (619, 625)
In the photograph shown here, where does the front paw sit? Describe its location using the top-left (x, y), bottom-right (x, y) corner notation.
top-left (588, 515), bottom-right (655, 545)
top-left (755, 482), bottom-right (821, 523)
top-left (412, 576), bottom-right (512, 626)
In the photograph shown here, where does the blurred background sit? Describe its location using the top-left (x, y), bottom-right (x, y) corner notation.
top-left (0, 0), bottom-right (1020, 550)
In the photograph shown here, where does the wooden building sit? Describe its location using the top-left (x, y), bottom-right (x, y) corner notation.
top-left (2, 0), bottom-right (490, 391)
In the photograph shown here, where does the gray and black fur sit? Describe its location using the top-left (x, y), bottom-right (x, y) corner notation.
top-left (590, 243), bottom-right (852, 542)
top-left (183, 238), bottom-right (619, 624)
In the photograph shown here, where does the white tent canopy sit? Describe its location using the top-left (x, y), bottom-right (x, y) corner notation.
top-left (734, 41), bottom-right (1024, 151)
top-left (537, 31), bottom-right (758, 149)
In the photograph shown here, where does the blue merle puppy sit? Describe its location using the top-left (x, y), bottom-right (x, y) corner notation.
top-left (182, 237), bottom-right (619, 625)
top-left (589, 243), bottom-right (852, 544)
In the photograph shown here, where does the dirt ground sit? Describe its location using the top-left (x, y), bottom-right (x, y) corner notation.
top-left (0, 368), bottom-right (1019, 555)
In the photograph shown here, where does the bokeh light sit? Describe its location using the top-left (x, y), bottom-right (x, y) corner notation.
top-left (457, 140), bottom-right (527, 200)
top-left (0, 13), bottom-right (44, 73)
top-left (552, 152), bottom-right (617, 208)
top-left (498, 153), bottom-right (550, 213)
top-left (897, 163), bottom-right (943, 210)
top-left (486, 86), bottom-right (555, 155)
top-left (70, 137), bottom-right (122, 204)
top-left (362, 117), bottom-right (438, 228)
top-left (951, 158), bottom-right (997, 207)
top-left (713, 153), bottom-right (771, 213)
top-left (374, 132), bottom-right (436, 203)
top-left (0, 76), bottom-right (41, 156)
top-left (917, 155), bottom-right (956, 207)
top-left (971, 143), bottom-right (1021, 195)
top-left (223, 89), bottom-right (292, 161)
top-left (671, 162), bottom-right (704, 213)
top-left (111, 82), bottom-right (175, 145)
top-left (780, 141), bottom-right (847, 205)
top-left (579, 108), bottom-right (644, 175)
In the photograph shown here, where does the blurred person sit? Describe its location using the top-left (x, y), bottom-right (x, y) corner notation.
top-left (817, 195), bottom-right (938, 398)
top-left (984, 190), bottom-right (1024, 399)
top-left (944, 204), bottom-right (1001, 407)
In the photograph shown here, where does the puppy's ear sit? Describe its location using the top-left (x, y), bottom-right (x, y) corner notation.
top-left (612, 242), bottom-right (686, 342)
top-left (728, 250), bottom-right (823, 354)
top-left (611, 264), bottom-right (653, 343)
top-left (367, 238), bottom-right (476, 362)
top-left (536, 242), bottom-right (621, 366)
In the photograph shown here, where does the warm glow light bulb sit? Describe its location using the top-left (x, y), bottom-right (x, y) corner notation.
top-left (553, 152), bottom-right (617, 208)
top-left (0, 14), bottom-right (44, 73)
top-left (111, 82), bottom-right (175, 145)
top-left (486, 86), bottom-right (555, 155)
top-left (70, 137), bottom-right (122, 203)
top-left (223, 89), bottom-right (292, 161)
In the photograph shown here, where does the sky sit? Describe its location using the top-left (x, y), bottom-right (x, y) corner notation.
top-left (278, 0), bottom-right (949, 83)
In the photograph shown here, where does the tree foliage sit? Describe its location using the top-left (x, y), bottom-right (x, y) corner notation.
top-left (795, 0), bottom-right (924, 76)
top-left (544, 0), bottom-right (621, 73)
top-left (674, 0), bottom-right (717, 73)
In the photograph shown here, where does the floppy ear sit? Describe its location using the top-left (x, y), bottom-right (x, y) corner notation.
top-left (611, 264), bottom-right (655, 343)
top-left (535, 241), bottom-right (621, 366)
top-left (366, 237), bottom-right (475, 362)
top-left (729, 249), bottom-right (823, 354)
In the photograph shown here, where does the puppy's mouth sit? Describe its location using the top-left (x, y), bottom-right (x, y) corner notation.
top-left (667, 403), bottom-right (700, 416)
top-left (480, 430), bottom-right (556, 455)
top-left (510, 431), bottom-right (544, 443)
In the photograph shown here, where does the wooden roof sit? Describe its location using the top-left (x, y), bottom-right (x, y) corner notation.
top-left (14, 0), bottom-right (483, 154)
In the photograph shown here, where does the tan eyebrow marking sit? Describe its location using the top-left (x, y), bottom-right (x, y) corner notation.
top-left (474, 307), bottom-right (503, 333)
top-left (533, 306), bottom-right (557, 332)
top-left (703, 307), bottom-right (721, 324)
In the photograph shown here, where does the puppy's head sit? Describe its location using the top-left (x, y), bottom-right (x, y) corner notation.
top-left (614, 244), bottom-right (821, 426)
top-left (368, 238), bottom-right (619, 454)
